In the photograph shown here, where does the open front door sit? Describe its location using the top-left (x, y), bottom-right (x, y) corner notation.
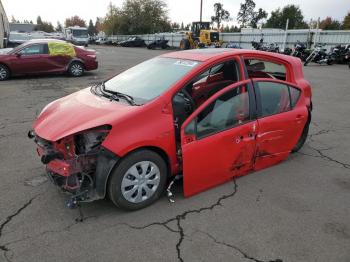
top-left (181, 80), bottom-right (257, 197)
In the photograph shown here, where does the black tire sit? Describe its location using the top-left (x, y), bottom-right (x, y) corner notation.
top-left (292, 113), bottom-right (311, 153)
top-left (180, 39), bottom-right (190, 50)
top-left (68, 61), bottom-right (84, 77)
top-left (0, 64), bottom-right (10, 81)
top-left (108, 150), bottom-right (167, 210)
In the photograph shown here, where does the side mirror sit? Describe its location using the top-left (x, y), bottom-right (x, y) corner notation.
top-left (16, 52), bottom-right (21, 58)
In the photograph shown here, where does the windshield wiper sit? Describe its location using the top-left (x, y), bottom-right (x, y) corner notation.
top-left (100, 82), bottom-right (139, 106)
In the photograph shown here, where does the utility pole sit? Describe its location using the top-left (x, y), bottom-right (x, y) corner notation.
top-left (200, 0), bottom-right (203, 23)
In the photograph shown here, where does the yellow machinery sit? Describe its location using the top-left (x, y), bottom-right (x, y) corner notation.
top-left (180, 22), bottom-right (222, 50)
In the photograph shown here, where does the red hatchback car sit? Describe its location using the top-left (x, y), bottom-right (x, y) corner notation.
top-left (0, 39), bottom-right (98, 80)
top-left (29, 49), bottom-right (312, 210)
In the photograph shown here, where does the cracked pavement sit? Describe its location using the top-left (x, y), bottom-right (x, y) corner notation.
top-left (0, 46), bottom-right (349, 261)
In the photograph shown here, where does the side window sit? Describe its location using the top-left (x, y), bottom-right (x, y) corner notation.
top-left (245, 59), bottom-right (286, 81)
top-left (289, 86), bottom-right (301, 108)
top-left (20, 44), bottom-right (47, 55)
top-left (256, 82), bottom-right (291, 117)
top-left (190, 60), bottom-right (240, 107)
top-left (196, 85), bottom-right (250, 139)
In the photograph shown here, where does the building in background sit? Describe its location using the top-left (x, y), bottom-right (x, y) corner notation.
top-left (0, 0), bottom-right (9, 48)
top-left (9, 23), bottom-right (36, 33)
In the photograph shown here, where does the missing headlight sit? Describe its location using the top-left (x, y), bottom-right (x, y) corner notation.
top-left (75, 125), bottom-right (111, 155)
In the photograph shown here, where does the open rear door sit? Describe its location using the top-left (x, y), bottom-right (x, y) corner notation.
top-left (181, 80), bottom-right (257, 197)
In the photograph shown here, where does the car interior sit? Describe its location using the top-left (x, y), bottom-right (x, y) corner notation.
top-left (172, 59), bottom-right (288, 143)
top-left (172, 60), bottom-right (240, 141)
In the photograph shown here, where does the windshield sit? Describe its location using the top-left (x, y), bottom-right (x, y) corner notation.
top-left (73, 30), bottom-right (88, 38)
top-left (9, 43), bottom-right (26, 54)
top-left (104, 57), bottom-right (201, 102)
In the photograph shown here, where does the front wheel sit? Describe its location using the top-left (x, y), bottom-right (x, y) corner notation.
top-left (0, 64), bottom-right (10, 81)
top-left (68, 62), bottom-right (84, 77)
top-left (108, 150), bottom-right (167, 210)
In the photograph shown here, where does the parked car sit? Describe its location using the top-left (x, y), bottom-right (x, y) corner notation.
top-left (95, 37), bottom-right (112, 45)
top-left (0, 39), bottom-right (98, 80)
top-left (118, 36), bottom-right (146, 47)
top-left (147, 37), bottom-right (169, 49)
top-left (29, 49), bottom-right (312, 210)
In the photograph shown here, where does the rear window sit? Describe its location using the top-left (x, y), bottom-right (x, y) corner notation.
top-left (245, 59), bottom-right (286, 81)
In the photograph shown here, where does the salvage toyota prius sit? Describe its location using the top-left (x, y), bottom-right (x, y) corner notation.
top-left (29, 49), bottom-right (312, 210)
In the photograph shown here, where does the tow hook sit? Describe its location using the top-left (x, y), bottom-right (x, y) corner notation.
top-left (66, 198), bottom-right (78, 209)
top-left (28, 130), bottom-right (35, 139)
top-left (166, 174), bottom-right (182, 203)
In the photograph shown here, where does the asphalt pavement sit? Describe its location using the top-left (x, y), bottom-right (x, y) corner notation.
top-left (0, 45), bottom-right (349, 262)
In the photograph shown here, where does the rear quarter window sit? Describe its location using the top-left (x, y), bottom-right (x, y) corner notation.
top-left (245, 59), bottom-right (287, 81)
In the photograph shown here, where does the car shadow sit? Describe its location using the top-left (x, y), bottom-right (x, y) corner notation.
top-left (78, 178), bottom-right (184, 219)
top-left (5, 71), bottom-right (99, 82)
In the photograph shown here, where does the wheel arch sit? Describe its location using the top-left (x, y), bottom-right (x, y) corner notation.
top-left (66, 58), bottom-right (85, 71)
top-left (96, 145), bottom-right (172, 199)
top-left (0, 62), bottom-right (11, 75)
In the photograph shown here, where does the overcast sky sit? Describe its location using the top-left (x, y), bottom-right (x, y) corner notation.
top-left (3, 0), bottom-right (350, 26)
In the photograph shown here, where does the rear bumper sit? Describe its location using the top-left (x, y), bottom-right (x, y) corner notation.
top-left (85, 60), bottom-right (98, 71)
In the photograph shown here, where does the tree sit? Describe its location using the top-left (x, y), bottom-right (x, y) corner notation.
top-left (237, 0), bottom-right (256, 28)
top-left (319, 17), bottom-right (342, 30)
top-left (103, 2), bottom-right (121, 35)
top-left (95, 17), bottom-right (103, 33)
top-left (37, 16), bottom-right (43, 25)
top-left (103, 0), bottom-right (171, 35)
top-left (11, 16), bottom-right (16, 23)
top-left (34, 16), bottom-right (54, 32)
top-left (88, 19), bottom-right (96, 35)
top-left (343, 12), bottom-right (350, 29)
top-left (65, 16), bottom-right (86, 27)
top-left (171, 22), bottom-right (180, 30)
top-left (250, 8), bottom-right (267, 28)
top-left (55, 21), bottom-right (63, 32)
top-left (211, 3), bottom-right (230, 29)
top-left (264, 5), bottom-right (308, 29)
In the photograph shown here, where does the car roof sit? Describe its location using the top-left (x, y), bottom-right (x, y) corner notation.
top-left (162, 48), bottom-right (301, 65)
top-left (25, 39), bottom-right (66, 44)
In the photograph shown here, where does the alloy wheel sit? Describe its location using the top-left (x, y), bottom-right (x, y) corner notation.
top-left (70, 63), bottom-right (83, 76)
top-left (0, 67), bottom-right (8, 80)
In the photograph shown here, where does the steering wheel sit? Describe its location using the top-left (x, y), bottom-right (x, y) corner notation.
top-left (181, 89), bottom-right (196, 113)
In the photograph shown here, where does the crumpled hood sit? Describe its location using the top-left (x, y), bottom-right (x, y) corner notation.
top-left (33, 88), bottom-right (137, 141)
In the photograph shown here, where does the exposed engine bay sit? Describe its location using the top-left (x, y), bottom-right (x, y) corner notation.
top-left (28, 126), bottom-right (111, 208)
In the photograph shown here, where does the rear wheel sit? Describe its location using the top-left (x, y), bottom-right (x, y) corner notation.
top-left (108, 150), bottom-right (167, 210)
top-left (68, 61), bottom-right (84, 77)
top-left (0, 64), bottom-right (10, 81)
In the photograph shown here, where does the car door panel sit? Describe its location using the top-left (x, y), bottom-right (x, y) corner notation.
top-left (45, 55), bottom-right (71, 72)
top-left (10, 44), bottom-right (51, 74)
top-left (253, 79), bottom-right (308, 170)
top-left (181, 80), bottom-right (257, 197)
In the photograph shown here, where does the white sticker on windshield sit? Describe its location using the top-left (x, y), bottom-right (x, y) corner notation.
top-left (174, 60), bottom-right (198, 67)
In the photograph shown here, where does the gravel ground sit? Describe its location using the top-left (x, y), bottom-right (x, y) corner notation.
top-left (0, 45), bottom-right (349, 262)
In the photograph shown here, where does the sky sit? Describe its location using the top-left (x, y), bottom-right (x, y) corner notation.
top-left (2, 0), bottom-right (350, 27)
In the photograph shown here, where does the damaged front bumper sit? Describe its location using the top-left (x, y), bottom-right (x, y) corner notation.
top-left (28, 129), bottom-right (118, 208)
